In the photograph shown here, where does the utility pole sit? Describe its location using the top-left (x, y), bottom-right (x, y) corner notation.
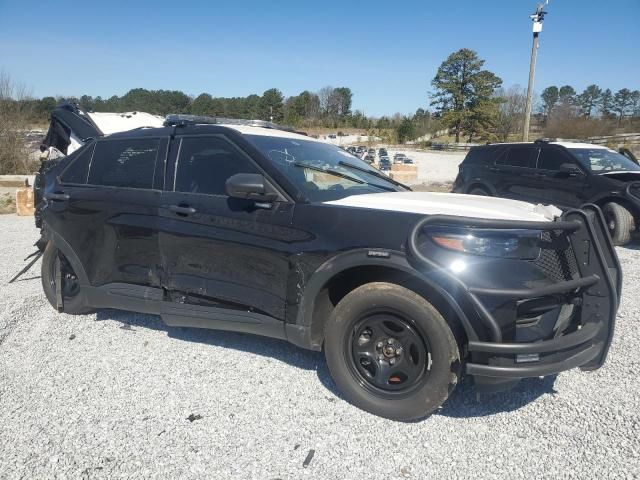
top-left (523, 1), bottom-right (548, 141)
top-left (270, 106), bottom-right (273, 123)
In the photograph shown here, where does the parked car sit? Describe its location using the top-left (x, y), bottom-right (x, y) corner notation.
top-left (364, 154), bottom-right (375, 164)
top-left (34, 117), bottom-right (620, 421)
top-left (368, 148), bottom-right (376, 156)
top-left (378, 158), bottom-right (391, 171)
top-left (452, 140), bottom-right (640, 245)
top-left (379, 148), bottom-right (388, 156)
top-left (393, 153), bottom-right (406, 164)
top-left (403, 157), bottom-right (414, 164)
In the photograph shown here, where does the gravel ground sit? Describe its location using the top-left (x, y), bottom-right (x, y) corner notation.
top-left (387, 149), bottom-right (465, 184)
top-left (1, 214), bottom-right (639, 479)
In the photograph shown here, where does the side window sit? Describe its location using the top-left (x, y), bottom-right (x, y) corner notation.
top-left (537, 148), bottom-right (571, 171)
top-left (174, 136), bottom-right (259, 195)
top-left (88, 138), bottom-right (159, 189)
top-left (60, 143), bottom-right (95, 184)
top-left (498, 147), bottom-right (539, 168)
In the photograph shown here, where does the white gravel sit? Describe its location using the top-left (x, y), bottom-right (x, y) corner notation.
top-left (1, 214), bottom-right (639, 479)
top-left (386, 149), bottom-right (465, 184)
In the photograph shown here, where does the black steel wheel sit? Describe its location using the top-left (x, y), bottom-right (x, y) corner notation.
top-left (41, 242), bottom-right (92, 314)
top-left (349, 313), bottom-right (429, 395)
top-left (324, 282), bottom-right (460, 421)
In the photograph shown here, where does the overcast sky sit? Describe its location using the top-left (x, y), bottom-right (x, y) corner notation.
top-left (1, 0), bottom-right (638, 117)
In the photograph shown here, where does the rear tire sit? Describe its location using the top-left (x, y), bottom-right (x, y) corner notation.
top-left (603, 202), bottom-right (634, 246)
top-left (41, 242), bottom-right (92, 314)
top-left (324, 282), bottom-right (460, 421)
top-left (468, 187), bottom-right (490, 196)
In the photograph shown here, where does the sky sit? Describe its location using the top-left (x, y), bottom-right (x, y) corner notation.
top-left (0, 0), bottom-right (638, 117)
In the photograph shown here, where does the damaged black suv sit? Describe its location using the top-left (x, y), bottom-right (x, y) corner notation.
top-left (35, 115), bottom-right (621, 420)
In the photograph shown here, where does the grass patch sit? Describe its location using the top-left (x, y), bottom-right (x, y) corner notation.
top-left (0, 192), bottom-right (15, 214)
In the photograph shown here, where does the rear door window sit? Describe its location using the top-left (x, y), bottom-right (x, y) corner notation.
top-left (498, 146), bottom-right (539, 168)
top-left (174, 136), bottom-right (260, 196)
top-left (88, 138), bottom-right (160, 189)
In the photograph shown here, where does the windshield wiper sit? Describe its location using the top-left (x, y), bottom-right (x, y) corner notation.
top-left (338, 161), bottom-right (410, 190)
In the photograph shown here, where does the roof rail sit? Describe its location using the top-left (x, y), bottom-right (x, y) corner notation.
top-left (534, 137), bottom-right (555, 143)
top-left (163, 114), bottom-right (298, 133)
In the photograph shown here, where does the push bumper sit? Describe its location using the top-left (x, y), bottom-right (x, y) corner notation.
top-left (408, 204), bottom-right (621, 389)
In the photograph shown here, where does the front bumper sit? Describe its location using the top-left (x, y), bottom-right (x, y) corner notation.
top-left (408, 205), bottom-right (621, 390)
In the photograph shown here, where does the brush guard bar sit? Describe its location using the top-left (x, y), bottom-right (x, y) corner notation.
top-left (407, 204), bottom-right (621, 379)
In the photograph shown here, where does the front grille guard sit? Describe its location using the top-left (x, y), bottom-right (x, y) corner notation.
top-left (406, 205), bottom-right (621, 377)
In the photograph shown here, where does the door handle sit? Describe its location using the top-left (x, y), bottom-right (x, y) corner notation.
top-left (489, 166), bottom-right (501, 173)
top-left (45, 192), bottom-right (70, 201)
top-left (533, 172), bottom-right (547, 177)
top-left (169, 204), bottom-right (196, 215)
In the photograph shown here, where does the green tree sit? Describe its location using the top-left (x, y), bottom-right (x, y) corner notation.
top-left (332, 87), bottom-right (353, 118)
top-left (259, 88), bottom-right (284, 122)
top-left (396, 117), bottom-right (416, 143)
top-left (599, 88), bottom-right (614, 117)
top-left (558, 85), bottom-right (576, 106)
top-left (430, 48), bottom-right (502, 142)
top-left (631, 90), bottom-right (640, 118)
top-left (577, 84), bottom-right (602, 117)
top-left (540, 86), bottom-right (559, 120)
top-left (613, 88), bottom-right (634, 126)
top-left (190, 93), bottom-right (214, 116)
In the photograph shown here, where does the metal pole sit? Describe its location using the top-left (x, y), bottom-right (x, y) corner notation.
top-left (523, 31), bottom-right (539, 142)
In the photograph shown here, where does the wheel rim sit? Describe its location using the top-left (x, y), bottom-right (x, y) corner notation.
top-left (49, 252), bottom-right (80, 299)
top-left (348, 312), bottom-right (430, 395)
top-left (604, 209), bottom-right (616, 233)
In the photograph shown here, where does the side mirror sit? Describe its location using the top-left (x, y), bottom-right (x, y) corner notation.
top-left (558, 163), bottom-right (581, 176)
top-left (225, 173), bottom-right (279, 202)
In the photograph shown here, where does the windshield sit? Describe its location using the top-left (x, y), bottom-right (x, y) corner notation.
top-left (246, 135), bottom-right (406, 201)
top-left (571, 148), bottom-right (640, 173)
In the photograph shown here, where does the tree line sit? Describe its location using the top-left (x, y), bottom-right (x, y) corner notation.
top-left (541, 85), bottom-right (640, 124)
top-left (19, 85), bottom-right (379, 130)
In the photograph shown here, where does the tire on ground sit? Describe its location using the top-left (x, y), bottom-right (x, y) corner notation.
top-left (324, 282), bottom-right (460, 421)
top-left (468, 186), bottom-right (490, 196)
top-left (603, 202), bottom-right (634, 246)
top-left (41, 241), bottom-right (92, 314)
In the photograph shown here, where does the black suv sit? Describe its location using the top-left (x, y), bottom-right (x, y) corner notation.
top-left (453, 140), bottom-right (640, 245)
top-left (35, 117), bottom-right (621, 420)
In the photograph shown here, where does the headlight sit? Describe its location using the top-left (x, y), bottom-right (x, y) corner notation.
top-left (426, 228), bottom-right (542, 260)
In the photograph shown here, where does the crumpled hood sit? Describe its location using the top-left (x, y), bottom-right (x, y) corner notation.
top-left (323, 192), bottom-right (562, 222)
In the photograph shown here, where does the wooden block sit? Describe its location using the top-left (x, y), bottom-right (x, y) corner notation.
top-left (389, 171), bottom-right (418, 183)
top-left (15, 187), bottom-right (35, 216)
top-left (391, 164), bottom-right (418, 172)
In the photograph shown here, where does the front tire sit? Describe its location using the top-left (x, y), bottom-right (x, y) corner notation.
top-left (468, 186), bottom-right (490, 196)
top-left (603, 202), bottom-right (634, 246)
top-left (41, 242), bottom-right (92, 314)
top-left (324, 282), bottom-right (460, 421)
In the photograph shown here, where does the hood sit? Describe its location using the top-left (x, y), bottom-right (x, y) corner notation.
top-left (598, 171), bottom-right (640, 183)
top-left (323, 192), bottom-right (562, 222)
